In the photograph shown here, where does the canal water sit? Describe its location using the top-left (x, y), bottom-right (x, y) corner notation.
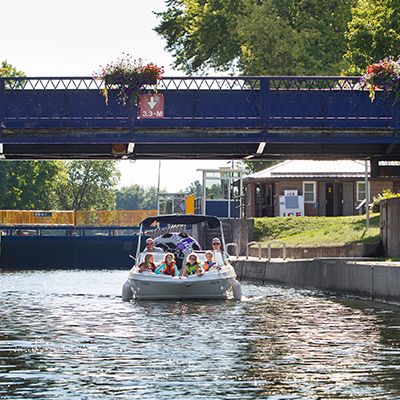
top-left (1, 270), bottom-right (400, 399)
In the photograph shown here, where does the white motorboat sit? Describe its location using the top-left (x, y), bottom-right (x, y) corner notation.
top-left (122, 215), bottom-right (242, 301)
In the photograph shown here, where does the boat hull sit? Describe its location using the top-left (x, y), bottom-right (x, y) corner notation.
top-left (125, 267), bottom-right (237, 300)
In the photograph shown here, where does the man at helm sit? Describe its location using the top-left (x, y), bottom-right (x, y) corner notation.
top-left (144, 237), bottom-right (163, 253)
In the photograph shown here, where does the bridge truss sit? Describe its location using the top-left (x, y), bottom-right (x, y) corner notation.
top-left (0, 76), bottom-right (399, 160)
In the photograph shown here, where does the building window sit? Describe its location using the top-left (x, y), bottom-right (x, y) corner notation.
top-left (356, 181), bottom-right (369, 202)
top-left (303, 181), bottom-right (316, 203)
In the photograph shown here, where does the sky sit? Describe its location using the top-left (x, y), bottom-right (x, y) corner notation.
top-left (0, 0), bottom-right (231, 191)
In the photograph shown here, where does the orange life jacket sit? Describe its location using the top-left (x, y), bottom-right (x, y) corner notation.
top-left (203, 261), bottom-right (216, 271)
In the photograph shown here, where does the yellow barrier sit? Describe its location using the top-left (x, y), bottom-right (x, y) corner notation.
top-left (0, 210), bottom-right (74, 225)
top-left (75, 210), bottom-right (157, 226)
top-left (0, 210), bottom-right (157, 226)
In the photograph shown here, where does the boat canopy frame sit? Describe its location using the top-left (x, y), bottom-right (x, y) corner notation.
top-left (136, 214), bottom-right (227, 261)
top-left (140, 214), bottom-right (221, 229)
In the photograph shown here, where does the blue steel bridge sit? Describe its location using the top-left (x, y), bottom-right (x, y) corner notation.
top-left (0, 76), bottom-right (399, 160)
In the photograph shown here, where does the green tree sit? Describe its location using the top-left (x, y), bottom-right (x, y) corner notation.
top-left (155, 0), bottom-right (243, 73)
top-left (116, 185), bottom-right (158, 210)
top-left (241, 160), bottom-right (279, 174)
top-left (55, 161), bottom-right (120, 210)
top-left (0, 60), bottom-right (25, 77)
top-left (0, 60), bottom-right (26, 88)
top-left (0, 161), bottom-right (65, 209)
top-left (155, 0), bottom-right (354, 75)
top-left (185, 180), bottom-right (202, 197)
top-left (344, 0), bottom-right (400, 75)
top-left (238, 0), bottom-right (353, 76)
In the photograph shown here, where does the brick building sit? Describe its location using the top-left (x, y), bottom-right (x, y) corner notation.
top-left (244, 160), bottom-right (400, 217)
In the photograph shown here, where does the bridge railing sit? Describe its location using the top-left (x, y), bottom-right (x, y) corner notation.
top-left (0, 76), bottom-right (395, 132)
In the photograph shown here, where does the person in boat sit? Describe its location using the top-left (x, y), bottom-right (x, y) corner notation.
top-left (202, 250), bottom-right (219, 271)
top-left (143, 238), bottom-right (163, 253)
top-left (212, 237), bottom-right (222, 251)
top-left (181, 253), bottom-right (204, 277)
top-left (155, 253), bottom-right (179, 277)
top-left (138, 253), bottom-right (156, 273)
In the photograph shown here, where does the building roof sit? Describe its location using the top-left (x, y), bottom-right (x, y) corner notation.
top-left (245, 160), bottom-right (370, 180)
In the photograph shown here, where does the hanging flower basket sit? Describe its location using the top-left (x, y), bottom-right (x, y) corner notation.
top-left (361, 57), bottom-right (400, 103)
top-left (94, 54), bottom-right (164, 105)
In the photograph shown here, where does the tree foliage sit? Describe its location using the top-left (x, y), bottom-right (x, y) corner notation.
top-left (0, 60), bottom-right (25, 78)
top-left (155, 0), bottom-right (243, 73)
top-left (344, 0), bottom-right (400, 75)
top-left (0, 60), bottom-right (26, 89)
top-left (0, 161), bottom-right (64, 209)
top-left (155, 0), bottom-right (354, 75)
top-left (0, 161), bottom-right (120, 211)
top-left (185, 180), bottom-right (202, 197)
top-left (55, 161), bottom-right (120, 210)
top-left (241, 160), bottom-right (279, 174)
top-left (116, 185), bottom-right (158, 210)
top-left (237, 0), bottom-right (353, 76)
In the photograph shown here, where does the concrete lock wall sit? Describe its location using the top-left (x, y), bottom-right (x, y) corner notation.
top-left (0, 235), bottom-right (140, 270)
top-left (381, 198), bottom-right (400, 257)
top-left (233, 259), bottom-right (400, 304)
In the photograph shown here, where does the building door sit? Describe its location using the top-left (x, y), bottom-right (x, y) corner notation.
top-left (326, 182), bottom-right (343, 216)
top-left (326, 183), bottom-right (334, 216)
top-left (335, 182), bottom-right (343, 216)
top-left (255, 184), bottom-right (274, 217)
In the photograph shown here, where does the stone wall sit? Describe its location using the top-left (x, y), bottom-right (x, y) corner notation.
top-left (233, 258), bottom-right (400, 304)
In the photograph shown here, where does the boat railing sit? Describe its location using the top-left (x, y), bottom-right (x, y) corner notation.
top-left (267, 240), bottom-right (287, 261)
top-left (246, 241), bottom-right (262, 260)
top-left (226, 242), bottom-right (239, 260)
top-left (145, 224), bottom-right (189, 237)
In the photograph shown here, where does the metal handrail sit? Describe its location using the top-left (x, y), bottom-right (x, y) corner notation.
top-left (246, 241), bottom-right (262, 260)
top-left (226, 242), bottom-right (239, 260)
top-left (267, 240), bottom-right (287, 261)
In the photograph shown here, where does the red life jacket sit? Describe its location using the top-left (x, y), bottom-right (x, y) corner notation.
top-left (162, 262), bottom-right (176, 276)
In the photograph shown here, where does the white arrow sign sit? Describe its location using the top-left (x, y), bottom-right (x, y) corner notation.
top-left (148, 96), bottom-right (157, 110)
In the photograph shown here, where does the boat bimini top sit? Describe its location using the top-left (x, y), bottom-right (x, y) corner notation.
top-left (140, 214), bottom-right (221, 229)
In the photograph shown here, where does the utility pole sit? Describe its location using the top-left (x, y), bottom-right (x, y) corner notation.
top-left (157, 160), bottom-right (161, 215)
top-left (365, 160), bottom-right (370, 230)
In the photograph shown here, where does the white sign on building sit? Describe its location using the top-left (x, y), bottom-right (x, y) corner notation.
top-left (279, 190), bottom-right (304, 217)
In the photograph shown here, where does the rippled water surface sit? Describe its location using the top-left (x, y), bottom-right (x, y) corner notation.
top-left (1, 270), bottom-right (400, 399)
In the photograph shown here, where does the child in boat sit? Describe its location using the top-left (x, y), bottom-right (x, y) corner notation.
top-left (202, 250), bottom-right (219, 271)
top-left (138, 253), bottom-right (156, 273)
top-left (181, 253), bottom-right (204, 277)
top-left (155, 253), bottom-right (179, 277)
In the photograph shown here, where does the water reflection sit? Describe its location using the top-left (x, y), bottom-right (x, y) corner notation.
top-left (1, 271), bottom-right (400, 399)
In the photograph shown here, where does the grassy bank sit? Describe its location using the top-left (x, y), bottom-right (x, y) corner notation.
top-left (253, 214), bottom-right (380, 247)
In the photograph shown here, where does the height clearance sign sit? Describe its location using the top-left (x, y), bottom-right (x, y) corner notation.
top-left (139, 94), bottom-right (164, 119)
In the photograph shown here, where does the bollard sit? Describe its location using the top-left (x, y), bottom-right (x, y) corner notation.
top-left (226, 242), bottom-right (239, 260)
top-left (246, 241), bottom-right (262, 260)
top-left (267, 240), bottom-right (286, 261)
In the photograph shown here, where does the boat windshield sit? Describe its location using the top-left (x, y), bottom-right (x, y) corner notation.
top-left (136, 250), bottom-right (226, 267)
top-left (137, 252), bottom-right (165, 266)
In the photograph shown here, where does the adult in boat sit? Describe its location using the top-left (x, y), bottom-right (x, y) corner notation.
top-left (212, 237), bottom-right (222, 251)
top-left (202, 250), bottom-right (218, 271)
top-left (181, 253), bottom-right (204, 277)
top-left (138, 253), bottom-right (156, 273)
top-left (144, 237), bottom-right (163, 253)
top-left (155, 253), bottom-right (179, 277)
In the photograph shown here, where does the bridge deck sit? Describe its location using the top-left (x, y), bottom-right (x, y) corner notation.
top-left (0, 76), bottom-right (399, 159)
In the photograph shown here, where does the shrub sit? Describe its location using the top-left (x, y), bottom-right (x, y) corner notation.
top-left (371, 189), bottom-right (400, 213)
